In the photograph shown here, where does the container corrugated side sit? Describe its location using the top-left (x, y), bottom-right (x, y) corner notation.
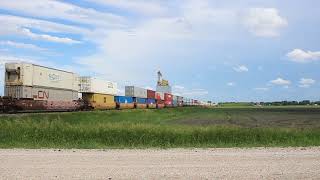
top-left (5, 85), bottom-right (78, 101)
top-left (125, 86), bottom-right (147, 98)
top-left (147, 90), bottom-right (155, 99)
top-left (5, 63), bottom-right (79, 91)
top-left (147, 98), bottom-right (156, 104)
top-left (114, 96), bottom-right (134, 103)
top-left (134, 97), bottom-right (147, 104)
top-left (82, 93), bottom-right (116, 109)
top-left (79, 77), bottom-right (117, 95)
top-left (164, 93), bottom-right (173, 101)
top-left (155, 92), bottom-right (164, 100)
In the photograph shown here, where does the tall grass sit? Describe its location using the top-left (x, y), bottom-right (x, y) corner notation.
top-left (0, 120), bottom-right (319, 148)
top-left (0, 107), bottom-right (320, 148)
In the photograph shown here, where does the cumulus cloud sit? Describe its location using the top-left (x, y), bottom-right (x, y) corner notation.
top-left (299, 78), bottom-right (315, 88)
top-left (270, 78), bottom-right (291, 86)
top-left (287, 49), bottom-right (320, 63)
top-left (244, 8), bottom-right (288, 37)
top-left (233, 65), bottom-right (249, 72)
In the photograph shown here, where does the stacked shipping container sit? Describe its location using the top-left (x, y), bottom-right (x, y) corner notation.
top-left (147, 90), bottom-right (156, 108)
top-left (125, 86), bottom-right (147, 109)
top-left (164, 93), bottom-right (173, 107)
top-left (4, 63), bottom-right (80, 111)
top-left (155, 91), bottom-right (165, 108)
top-left (79, 77), bottom-right (117, 109)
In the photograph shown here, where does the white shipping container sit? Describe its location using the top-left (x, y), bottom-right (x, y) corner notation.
top-left (79, 77), bottom-right (117, 95)
top-left (125, 86), bottom-right (147, 98)
top-left (5, 63), bottom-right (79, 91)
top-left (5, 85), bottom-right (78, 101)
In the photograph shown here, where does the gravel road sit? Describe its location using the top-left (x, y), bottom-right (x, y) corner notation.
top-left (0, 148), bottom-right (319, 179)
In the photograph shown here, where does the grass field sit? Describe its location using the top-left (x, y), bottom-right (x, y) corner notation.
top-left (0, 107), bottom-right (320, 148)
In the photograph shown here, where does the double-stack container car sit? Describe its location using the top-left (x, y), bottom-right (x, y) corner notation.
top-left (114, 96), bottom-right (135, 109)
top-left (125, 86), bottom-right (148, 109)
top-left (4, 63), bottom-right (81, 112)
top-left (79, 77), bottom-right (117, 110)
top-left (133, 97), bottom-right (147, 109)
top-left (147, 90), bottom-right (156, 108)
top-left (164, 93), bottom-right (173, 107)
top-left (155, 91), bottom-right (165, 108)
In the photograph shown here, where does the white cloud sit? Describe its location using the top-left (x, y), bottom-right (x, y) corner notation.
top-left (244, 8), bottom-right (288, 37)
top-left (233, 65), bottom-right (249, 72)
top-left (0, 0), bottom-right (126, 28)
top-left (227, 82), bottom-right (236, 86)
top-left (287, 49), bottom-right (320, 63)
top-left (0, 15), bottom-right (85, 44)
top-left (88, 0), bottom-right (167, 16)
top-left (299, 78), bottom-right (315, 88)
top-left (0, 41), bottom-right (47, 51)
top-left (270, 78), bottom-right (291, 86)
top-left (20, 28), bottom-right (80, 44)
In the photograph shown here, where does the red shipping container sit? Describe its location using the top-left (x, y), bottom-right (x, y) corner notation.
top-left (164, 93), bottom-right (173, 106)
top-left (164, 93), bottom-right (173, 101)
top-left (147, 90), bottom-right (156, 99)
top-left (156, 99), bottom-right (165, 109)
top-left (155, 92), bottom-right (164, 100)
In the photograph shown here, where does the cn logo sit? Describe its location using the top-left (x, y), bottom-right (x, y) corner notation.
top-left (38, 91), bottom-right (49, 99)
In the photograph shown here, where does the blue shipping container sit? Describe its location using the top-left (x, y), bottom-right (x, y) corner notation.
top-left (134, 97), bottom-right (147, 104)
top-left (114, 96), bottom-right (134, 103)
top-left (147, 98), bottom-right (156, 104)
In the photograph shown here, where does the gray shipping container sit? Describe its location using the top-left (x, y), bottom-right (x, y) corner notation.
top-left (5, 85), bottom-right (78, 101)
top-left (125, 86), bottom-right (147, 98)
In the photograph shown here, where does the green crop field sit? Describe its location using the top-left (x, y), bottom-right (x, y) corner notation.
top-left (0, 107), bottom-right (320, 148)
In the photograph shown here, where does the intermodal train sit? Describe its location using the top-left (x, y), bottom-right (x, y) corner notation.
top-left (0, 62), bottom-right (213, 113)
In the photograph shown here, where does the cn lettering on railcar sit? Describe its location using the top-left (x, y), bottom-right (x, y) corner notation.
top-left (37, 91), bottom-right (49, 99)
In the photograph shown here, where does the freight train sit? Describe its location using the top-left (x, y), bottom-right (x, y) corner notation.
top-left (0, 62), bottom-right (214, 113)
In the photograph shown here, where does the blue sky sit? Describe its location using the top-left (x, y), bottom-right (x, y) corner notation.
top-left (0, 0), bottom-right (319, 102)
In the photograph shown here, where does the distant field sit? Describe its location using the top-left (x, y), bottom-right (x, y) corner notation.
top-left (0, 107), bottom-right (320, 148)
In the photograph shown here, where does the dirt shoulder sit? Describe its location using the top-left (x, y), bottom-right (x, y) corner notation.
top-left (0, 147), bottom-right (319, 179)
